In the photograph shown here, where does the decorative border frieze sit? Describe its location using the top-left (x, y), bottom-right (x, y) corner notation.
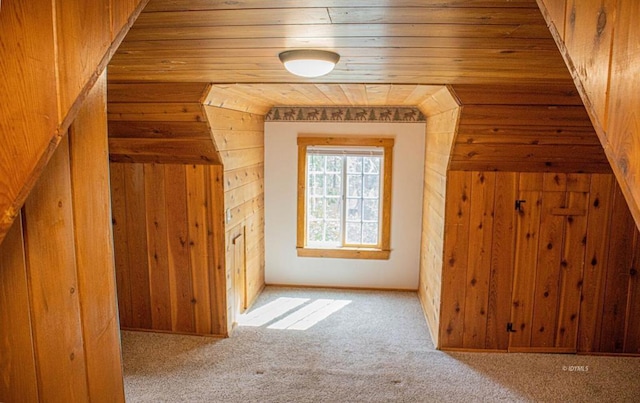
top-left (265, 106), bottom-right (426, 123)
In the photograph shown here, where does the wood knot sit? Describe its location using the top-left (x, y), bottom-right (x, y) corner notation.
top-left (597, 10), bottom-right (607, 36)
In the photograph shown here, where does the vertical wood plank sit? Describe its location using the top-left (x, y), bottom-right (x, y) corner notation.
top-left (109, 163), bottom-right (133, 328)
top-left (0, 0), bottom-right (58, 244)
top-left (144, 163), bottom-right (172, 331)
top-left (440, 171), bottom-right (471, 348)
top-left (598, 185), bottom-right (635, 353)
top-left (486, 172), bottom-right (517, 350)
top-left (55, 0), bottom-right (111, 117)
top-left (530, 191), bottom-right (565, 348)
top-left (123, 163), bottom-right (152, 329)
top-left (578, 173), bottom-right (613, 352)
top-left (186, 164), bottom-right (212, 334)
top-left (606, 0), bottom-right (640, 233)
top-left (624, 231), bottom-right (640, 354)
top-left (463, 172), bottom-right (495, 349)
top-left (111, 0), bottom-right (141, 37)
top-left (564, 0), bottom-right (616, 128)
top-left (555, 191), bottom-right (589, 349)
top-left (23, 136), bottom-right (89, 400)
top-left (209, 165), bottom-right (228, 335)
top-left (510, 173), bottom-right (543, 348)
top-left (68, 73), bottom-right (125, 401)
top-left (0, 215), bottom-right (39, 402)
top-left (164, 164), bottom-right (196, 333)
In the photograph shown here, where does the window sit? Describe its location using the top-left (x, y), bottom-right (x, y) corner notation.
top-left (297, 136), bottom-right (393, 259)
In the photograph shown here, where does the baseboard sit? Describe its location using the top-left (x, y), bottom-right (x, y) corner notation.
top-left (440, 347), bottom-right (508, 353)
top-left (120, 327), bottom-right (227, 339)
top-left (265, 283), bottom-right (418, 292)
top-left (577, 351), bottom-right (640, 357)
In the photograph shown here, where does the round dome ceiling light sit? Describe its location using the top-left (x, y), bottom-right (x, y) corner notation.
top-left (278, 49), bottom-right (340, 78)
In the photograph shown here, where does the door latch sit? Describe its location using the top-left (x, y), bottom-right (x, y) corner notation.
top-left (515, 200), bottom-right (526, 211)
top-left (506, 322), bottom-right (516, 333)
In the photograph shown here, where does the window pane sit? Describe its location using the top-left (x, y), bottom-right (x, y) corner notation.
top-left (309, 155), bottom-right (325, 173)
top-left (363, 174), bottom-right (380, 198)
top-left (325, 221), bottom-right (340, 243)
top-left (326, 156), bottom-right (342, 173)
top-left (325, 174), bottom-right (342, 196)
top-left (347, 174), bottom-right (362, 198)
top-left (308, 197), bottom-right (325, 220)
top-left (308, 221), bottom-right (323, 243)
top-left (363, 157), bottom-right (380, 174)
top-left (310, 174), bottom-right (324, 196)
top-left (346, 222), bottom-right (362, 245)
top-left (362, 222), bottom-right (379, 245)
top-left (346, 198), bottom-right (362, 221)
top-left (325, 197), bottom-right (341, 220)
top-left (363, 199), bottom-right (379, 221)
top-left (346, 156), bottom-right (362, 174)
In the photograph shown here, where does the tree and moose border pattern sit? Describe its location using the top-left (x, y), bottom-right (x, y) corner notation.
top-left (265, 107), bottom-right (426, 123)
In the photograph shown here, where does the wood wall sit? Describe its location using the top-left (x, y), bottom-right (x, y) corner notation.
top-left (449, 84), bottom-right (611, 173)
top-left (537, 0), bottom-right (640, 230)
top-left (107, 83), bottom-right (266, 335)
top-left (108, 82), bottom-right (221, 164)
top-left (110, 162), bottom-right (227, 336)
top-left (0, 74), bottom-right (125, 401)
top-left (0, 0), bottom-right (148, 244)
top-left (417, 87), bottom-right (461, 347)
top-left (440, 171), bottom-right (640, 354)
top-left (204, 106), bottom-right (266, 329)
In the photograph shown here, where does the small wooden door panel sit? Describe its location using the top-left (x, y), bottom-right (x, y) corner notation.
top-left (232, 229), bottom-right (247, 317)
top-left (509, 174), bottom-right (589, 353)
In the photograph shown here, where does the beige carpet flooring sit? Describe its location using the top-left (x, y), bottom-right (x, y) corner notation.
top-left (122, 286), bottom-right (640, 402)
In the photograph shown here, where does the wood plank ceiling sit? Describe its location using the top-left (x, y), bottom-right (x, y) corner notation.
top-left (109, 0), bottom-right (573, 87)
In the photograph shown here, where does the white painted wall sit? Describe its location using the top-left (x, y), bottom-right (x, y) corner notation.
top-left (264, 122), bottom-right (426, 290)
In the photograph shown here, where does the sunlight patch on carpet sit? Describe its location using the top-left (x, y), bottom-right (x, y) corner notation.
top-left (268, 299), bottom-right (352, 330)
top-left (238, 297), bottom-right (309, 327)
top-left (238, 297), bottom-right (351, 330)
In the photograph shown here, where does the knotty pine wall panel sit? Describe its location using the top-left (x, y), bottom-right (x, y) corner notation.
top-left (0, 0), bottom-right (147, 244)
top-left (0, 215), bottom-right (39, 402)
top-left (417, 88), bottom-right (461, 348)
top-left (538, 0), bottom-right (640, 233)
top-left (204, 105), bottom-right (265, 329)
top-left (68, 74), bottom-right (125, 399)
top-left (107, 82), bottom-right (222, 165)
top-left (110, 162), bottom-right (227, 336)
top-left (440, 170), bottom-right (640, 354)
top-left (449, 103), bottom-right (610, 173)
top-left (0, 74), bottom-right (125, 401)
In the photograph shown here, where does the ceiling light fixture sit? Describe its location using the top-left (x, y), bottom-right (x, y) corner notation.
top-left (278, 49), bottom-right (340, 78)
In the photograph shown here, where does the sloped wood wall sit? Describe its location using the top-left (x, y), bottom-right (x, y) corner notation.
top-left (417, 87), bottom-right (461, 348)
top-left (0, 75), bottom-right (125, 401)
top-left (440, 171), bottom-right (640, 354)
top-left (449, 84), bottom-right (610, 173)
top-left (204, 106), bottom-right (266, 329)
top-left (108, 82), bottom-right (221, 164)
top-left (537, 0), bottom-right (640, 230)
top-left (0, 0), bottom-right (148, 244)
top-left (110, 162), bottom-right (227, 336)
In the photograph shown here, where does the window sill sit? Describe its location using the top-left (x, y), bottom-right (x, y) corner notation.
top-left (296, 247), bottom-right (390, 260)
